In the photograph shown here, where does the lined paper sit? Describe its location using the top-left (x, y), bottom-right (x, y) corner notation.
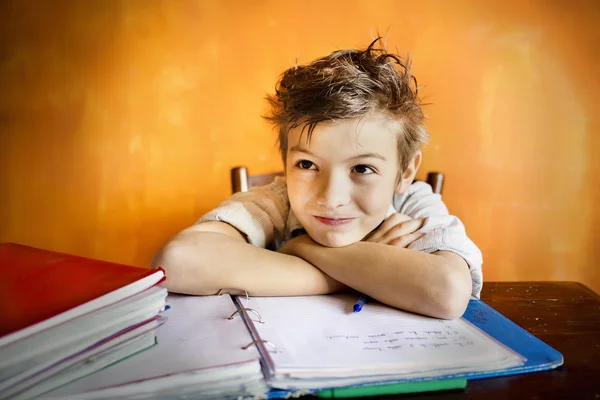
top-left (248, 293), bottom-right (523, 380)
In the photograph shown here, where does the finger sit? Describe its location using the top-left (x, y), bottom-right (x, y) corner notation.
top-left (389, 232), bottom-right (426, 248)
top-left (379, 218), bottom-right (425, 245)
top-left (366, 213), bottom-right (412, 242)
top-left (366, 214), bottom-right (419, 243)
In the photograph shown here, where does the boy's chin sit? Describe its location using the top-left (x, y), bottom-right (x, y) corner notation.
top-left (308, 231), bottom-right (362, 248)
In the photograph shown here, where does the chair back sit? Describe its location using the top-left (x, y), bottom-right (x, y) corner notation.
top-left (231, 166), bottom-right (284, 193)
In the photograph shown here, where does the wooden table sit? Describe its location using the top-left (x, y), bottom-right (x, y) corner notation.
top-left (341, 282), bottom-right (600, 400)
top-left (466, 281), bottom-right (600, 400)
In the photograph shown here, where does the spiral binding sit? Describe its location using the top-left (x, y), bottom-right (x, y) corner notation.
top-left (219, 288), bottom-right (280, 357)
top-left (217, 288), bottom-right (249, 302)
top-left (241, 339), bottom-right (278, 352)
top-left (228, 308), bottom-right (264, 324)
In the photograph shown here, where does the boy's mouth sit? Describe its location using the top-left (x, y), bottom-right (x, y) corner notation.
top-left (314, 216), bottom-right (355, 226)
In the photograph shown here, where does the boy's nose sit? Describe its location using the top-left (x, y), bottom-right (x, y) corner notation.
top-left (315, 172), bottom-right (351, 209)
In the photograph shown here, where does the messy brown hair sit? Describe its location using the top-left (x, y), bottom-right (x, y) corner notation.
top-left (264, 38), bottom-right (429, 172)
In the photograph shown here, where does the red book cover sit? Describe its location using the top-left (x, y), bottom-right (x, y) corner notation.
top-left (0, 243), bottom-right (166, 342)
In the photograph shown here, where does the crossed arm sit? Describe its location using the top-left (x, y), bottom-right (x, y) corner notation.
top-left (151, 216), bottom-right (472, 320)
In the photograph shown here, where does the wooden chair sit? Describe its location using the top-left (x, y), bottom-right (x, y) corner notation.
top-left (231, 166), bottom-right (444, 195)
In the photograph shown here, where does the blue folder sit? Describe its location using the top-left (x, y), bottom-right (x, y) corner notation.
top-left (460, 299), bottom-right (563, 379)
top-left (267, 299), bottom-right (563, 399)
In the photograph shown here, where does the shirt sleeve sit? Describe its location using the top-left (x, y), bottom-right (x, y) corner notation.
top-left (393, 181), bottom-right (484, 299)
top-left (196, 177), bottom-right (289, 249)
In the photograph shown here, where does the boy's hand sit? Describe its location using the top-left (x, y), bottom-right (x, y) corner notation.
top-left (363, 213), bottom-right (425, 248)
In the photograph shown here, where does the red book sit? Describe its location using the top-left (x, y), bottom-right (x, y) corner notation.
top-left (0, 243), bottom-right (166, 347)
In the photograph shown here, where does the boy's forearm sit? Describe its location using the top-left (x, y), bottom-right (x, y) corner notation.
top-left (151, 230), bottom-right (346, 296)
top-left (281, 236), bottom-right (472, 319)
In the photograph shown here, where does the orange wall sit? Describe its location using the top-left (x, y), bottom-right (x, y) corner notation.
top-left (1, 1), bottom-right (599, 292)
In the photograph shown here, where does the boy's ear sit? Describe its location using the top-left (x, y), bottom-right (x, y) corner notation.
top-left (395, 151), bottom-right (422, 194)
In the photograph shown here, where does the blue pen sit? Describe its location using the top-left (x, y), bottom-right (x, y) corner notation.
top-left (353, 295), bottom-right (368, 313)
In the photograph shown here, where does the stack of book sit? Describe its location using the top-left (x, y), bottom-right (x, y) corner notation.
top-left (0, 243), bottom-right (167, 400)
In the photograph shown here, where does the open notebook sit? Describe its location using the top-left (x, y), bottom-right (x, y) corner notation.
top-left (44, 292), bottom-right (563, 399)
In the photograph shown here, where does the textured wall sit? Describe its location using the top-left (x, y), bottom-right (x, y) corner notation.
top-left (1, 1), bottom-right (598, 291)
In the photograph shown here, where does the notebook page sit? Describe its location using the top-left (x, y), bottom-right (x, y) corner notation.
top-left (249, 293), bottom-right (523, 378)
top-left (47, 294), bottom-right (261, 396)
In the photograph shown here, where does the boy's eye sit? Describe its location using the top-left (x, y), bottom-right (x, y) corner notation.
top-left (295, 160), bottom-right (317, 170)
top-left (352, 165), bottom-right (375, 174)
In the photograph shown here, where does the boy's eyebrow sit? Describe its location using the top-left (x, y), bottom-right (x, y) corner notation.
top-left (289, 145), bottom-right (387, 162)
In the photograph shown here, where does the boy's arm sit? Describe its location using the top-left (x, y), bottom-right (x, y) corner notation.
top-left (279, 235), bottom-right (472, 320)
top-left (151, 221), bottom-right (346, 296)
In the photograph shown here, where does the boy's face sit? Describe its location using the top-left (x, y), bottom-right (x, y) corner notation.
top-left (286, 115), bottom-right (416, 247)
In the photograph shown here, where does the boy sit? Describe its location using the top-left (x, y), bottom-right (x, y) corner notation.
top-left (151, 39), bottom-right (482, 319)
